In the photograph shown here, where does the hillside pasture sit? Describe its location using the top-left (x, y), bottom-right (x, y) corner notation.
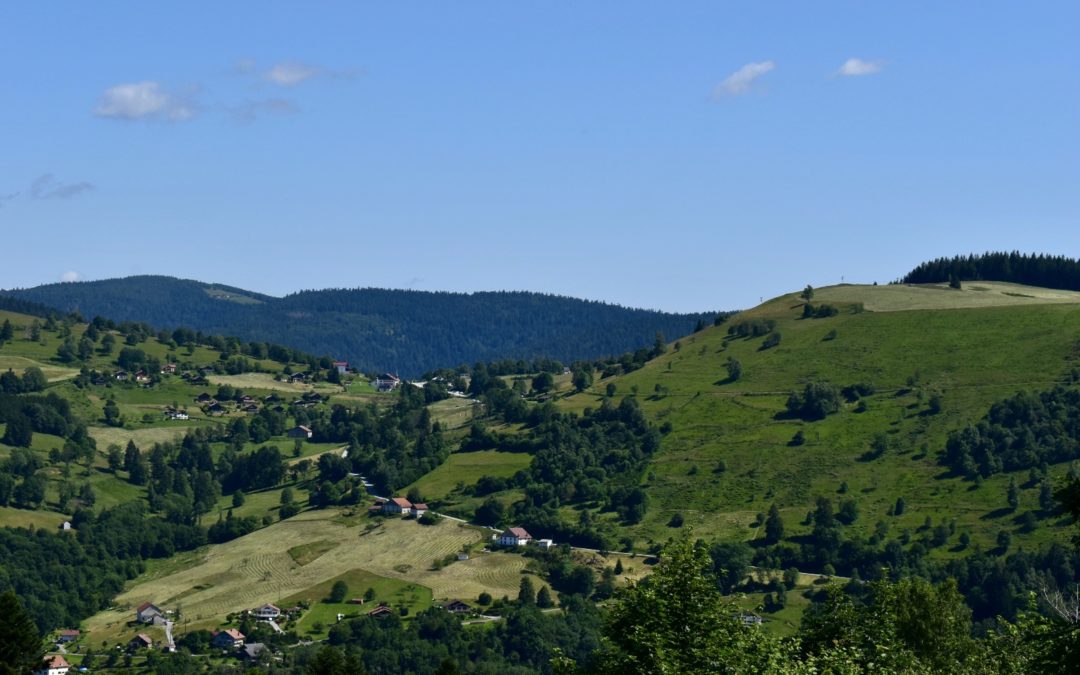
top-left (208, 373), bottom-right (344, 395)
top-left (406, 450), bottom-right (532, 501)
top-left (83, 510), bottom-right (526, 645)
top-left (0, 355), bottom-right (78, 382)
top-left (790, 281), bottom-right (1080, 314)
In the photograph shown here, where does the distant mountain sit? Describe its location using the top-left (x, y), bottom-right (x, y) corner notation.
top-left (1, 276), bottom-right (720, 376)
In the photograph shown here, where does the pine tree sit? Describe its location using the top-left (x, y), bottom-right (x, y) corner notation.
top-left (764, 504), bottom-right (784, 544)
top-left (0, 591), bottom-right (43, 674)
top-left (518, 577), bottom-right (536, 605)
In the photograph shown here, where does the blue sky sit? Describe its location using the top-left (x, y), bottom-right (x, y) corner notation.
top-left (1, 2), bottom-right (1077, 312)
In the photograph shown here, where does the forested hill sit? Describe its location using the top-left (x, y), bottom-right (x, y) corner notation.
top-left (900, 251), bottom-right (1080, 290)
top-left (0, 276), bottom-right (719, 376)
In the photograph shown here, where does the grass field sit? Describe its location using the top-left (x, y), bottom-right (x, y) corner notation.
top-left (82, 510), bottom-right (528, 646)
top-left (810, 281), bottom-right (1080, 313)
top-left (0, 505), bottom-right (68, 529)
top-left (282, 568), bottom-right (433, 638)
top-left (208, 373), bottom-right (345, 395)
top-left (406, 450), bottom-right (532, 501)
top-left (556, 283), bottom-right (1080, 555)
top-left (0, 354), bottom-right (78, 382)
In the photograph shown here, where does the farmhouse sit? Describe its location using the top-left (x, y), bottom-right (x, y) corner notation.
top-left (206, 403), bottom-right (227, 416)
top-left (443, 599), bottom-right (472, 614)
top-left (129, 633), bottom-right (153, 650)
top-left (498, 527), bottom-right (533, 547)
top-left (382, 497), bottom-right (412, 516)
top-left (134, 370), bottom-right (151, 383)
top-left (211, 628), bottom-right (246, 649)
top-left (34, 655), bottom-right (70, 675)
top-left (160, 363), bottom-right (177, 374)
top-left (333, 360), bottom-right (349, 374)
top-left (367, 604), bottom-right (394, 619)
top-left (243, 403), bottom-right (259, 414)
top-left (114, 370), bottom-right (129, 381)
top-left (287, 425), bottom-right (313, 439)
top-left (196, 392), bottom-right (214, 403)
top-left (135, 602), bottom-right (164, 624)
top-left (56, 629), bottom-right (79, 643)
top-left (411, 503), bottom-right (428, 518)
top-left (252, 603), bottom-right (281, 620)
top-left (373, 373), bottom-right (401, 392)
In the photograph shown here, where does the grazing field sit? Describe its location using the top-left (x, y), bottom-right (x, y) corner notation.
top-left (558, 283), bottom-right (1080, 554)
top-left (428, 397), bottom-right (482, 430)
top-left (406, 450), bottom-right (532, 500)
top-left (208, 373), bottom-right (345, 394)
top-left (788, 281), bottom-right (1080, 313)
top-left (0, 355), bottom-right (78, 381)
top-left (87, 425), bottom-right (192, 451)
top-left (0, 505), bottom-right (68, 529)
top-left (282, 568), bottom-right (433, 638)
top-left (82, 510), bottom-right (527, 646)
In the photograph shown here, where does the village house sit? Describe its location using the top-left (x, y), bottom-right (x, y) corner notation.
top-left (367, 604), bottom-right (394, 619)
top-left (129, 633), bottom-right (153, 650)
top-left (211, 628), bottom-right (246, 649)
top-left (160, 363), bottom-right (177, 374)
top-left (135, 602), bottom-right (164, 624)
top-left (382, 497), bottom-right (412, 516)
top-left (134, 370), bottom-right (151, 383)
top-left (243, 403), bottom-right (260, 414)
top-left (114, 370), bottom-right (129, 381)
top-left (205, 403), bottom-right (227, 416)
top-left (498, 527), bottom-right (533, 547)
top-left (287, 425), bottom-right (313, 439)
top-left (373, 373), bottom-right (401, 392)
top-left (252, 603), bottom-right (281, 621)
top-left (333, 360), bottom-right (349, 374)
top-left (56, 629), bottom-right (79, 644)
top-left (442, 599), bottom-right (472, 614)
top-left (536, 538), bottom-right (555, 550)
top-left (196, 392), bottom-right (214, 403)
top-left (35, 655), bottom-right (70, 675)
top-left (411, 503), bottom-right (428, 518)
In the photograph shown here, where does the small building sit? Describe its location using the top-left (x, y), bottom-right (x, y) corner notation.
top-left (206, 403), bottom-right (227, 416)
top-left (373, 373), bottom-right (401, 392)
top-left (211, 628), bottom-right (245, 649)
top-left (382, 497), bottom-right (412, 516)
top-left (287, 425), bottom-right (313, 439)
top-left (129, 633), bottom-right (153, 650)
top-left (160, 363), bottom-right (177, 374)
top-left (243, 404), bottom-right (259, 414)
top-left (135, 602), bottom-right (164, 624)
top-left (196, 392), bottom-right (214, 403)
top-left (411, 503), bottom-right (428, 518)
top-left (56, 629), bottom-right (79, 643)
top-left (134, 370), bottom-right (151, 383)
top-left (367, 604), bottom-right (394, 619)
top-left (346, 598), bottom-right (366, 605)
top-left (498, 527), bottom-right (533, 547)
top-left (114, 370), bottom-right (129, 381)
top-left (443, 599), bottom-right (472, 614)
top-left (333, 361), bottom-right (349, 374)
top-left (243, 643), bottom-right (267, 661)
top-left (536, 538), bottom-right (555, 550)
top-left (737, 612), bottom-right (764, 626)
top-left (457, 552), bottom-right (470, 561)
top-left (35, 655), bottom-right (70, 675)
top-left (252, 603), bottom-right (281, 621)
top-left (59, 521), bottom-right (72, 531)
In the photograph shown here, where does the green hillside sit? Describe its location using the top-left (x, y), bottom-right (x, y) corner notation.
top-left (553, 284), bottom-right (1078, 546)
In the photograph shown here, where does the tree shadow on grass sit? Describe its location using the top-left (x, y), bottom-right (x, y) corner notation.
top-left (981, 507), bottom-right (1014, 521)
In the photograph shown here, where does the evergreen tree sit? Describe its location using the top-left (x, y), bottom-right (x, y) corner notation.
top-left (518, 577), bottom-right (536, 605)
top-left (536, 586), bottom-right (554, 608)
top-left (764, 504), bottom-right (784, 544)
top-left (0, 591), bottom-right (43, 675)
top-left (1007, 477), bottom-right (1020, 511)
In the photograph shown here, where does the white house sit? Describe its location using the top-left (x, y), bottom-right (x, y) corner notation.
top-left (252, 603), bottom-right (281, 621)
top-left (136, 602), bottom-right (164, 624)
top-left (382, 497), bottom-right (412, 516)
top-left (411, 503), bottom-right (428, 518)
top-left (498, 527), bottom-right (533, 547)
top-left (36, 655), bottom-right (70, 675)
top-left (536, 538), bottom-right (554, 550)
top-left (373, 373), bottom-right (401, 392)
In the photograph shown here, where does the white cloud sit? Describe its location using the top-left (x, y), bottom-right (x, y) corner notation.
top-left (60, 271), bottom-right (80, 283)
top-left (837, 58), bottom-right (884, 76)
top-left (265, 62), bottom-right (321, 87)
top-left (30, 174), bottom-right (95, 200)
top-left (95, 81), bottom-right (198, 121)
top-left (713, 61), bottom-right (776, 98)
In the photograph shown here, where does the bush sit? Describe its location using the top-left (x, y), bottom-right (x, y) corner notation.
top-left (761, 333), bottom-right (782, 350)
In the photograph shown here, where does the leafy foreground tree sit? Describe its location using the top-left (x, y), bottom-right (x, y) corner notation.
top-left (0, 590), bottom-right (43, 675)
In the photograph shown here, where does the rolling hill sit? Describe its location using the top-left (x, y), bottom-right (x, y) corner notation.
top-left (0, 276), bottom-right (719, 377)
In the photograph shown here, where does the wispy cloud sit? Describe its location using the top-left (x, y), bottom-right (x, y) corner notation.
top-left (265, 62), bottom-right (322, 87)
top-left (837, 58), bottom-right (884, 77)
top-left (228, 98), bottom-right (300, 123)
top-left (30, 174), bottom-right (95, 200)
top-left (0, 190), bottom-right (19, 207)
top-left (95, 81), bottom-right (199, 121)
top-left (60, 271), bottom-right (81, 283)
top-left (713, 61), bottom-right (776, 98)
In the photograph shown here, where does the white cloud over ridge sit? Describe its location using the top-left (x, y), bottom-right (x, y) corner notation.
top-left (714, 61), bottom-right (776, 98)
top-left (60, 271), bottom-right (80, 282)
top-left (95, 81), bottom-right (198, 121)
top-left (837, 58), bottom-right (884, 76)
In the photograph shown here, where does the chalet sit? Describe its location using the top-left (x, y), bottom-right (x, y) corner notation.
top-left (333, 361), bottom-right (349, 374)
top-left (302, 392), bottom-right (323, 402)
top-left (240, 395), bottom-right (255, 404)
top-left (56, 629), bottom-right (80, 643)
top-left (243, 404), bottom-right (260, 414)
top-left (264, 393), bottom-right (282, 403)
top-left (35, 655), bottom-right (70, 675)
top-left (498, 527), bottom-right (533, 547)
top-left (164, 408), bottom-right (190, 420)
top-left (134, 370), bottom-right (151, 383)
top-left (252, 603), bottom-right (281, 621)
top-left (129, 633), bottom-right (153, 650)
top-left (287, 425), bottom-right (313, 439)
top-left (382, 497), bottom-right (412, 516)
top-left (160, 363), bottom-right (177, 374)
top-left (196, 392), bottom-right (214, 403)
top-left (91, 375), bottom-right (107, 386)
top-left (59, 521), bottom-right (72, 531)
top-left (373, 373), bottom-right (401, 392)
top-left (206, 403), bottom-right (227, 416)
top-left (367, 604), bottom-right (394, 619)
top-left (443, 599), bottom-right (472, 614)
top-left (211, 628), bottom-right (246, 649)
top-left (411, 503), bottom-right (429, 518)
top-left (288, 373), bottom-right (308, 383)
top-left (114, 370), bottom-right (129, 381)
top-left (135, 602), bottom-right (164, 624)
top-left (536, 538), bottom-right (555, 550)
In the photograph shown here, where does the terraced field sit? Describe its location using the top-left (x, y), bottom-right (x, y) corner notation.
top-left (82, 510), bottom-right (527, 645)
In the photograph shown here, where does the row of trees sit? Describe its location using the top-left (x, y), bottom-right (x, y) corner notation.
top-left (901, 251), bottom-right (1080, 292)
